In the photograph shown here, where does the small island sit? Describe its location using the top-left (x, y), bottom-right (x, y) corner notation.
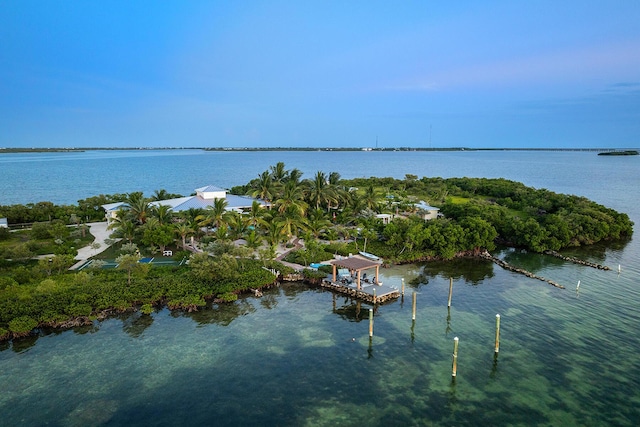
top-left (0, 163), bottom-right (634, 341)
top-left (598, 150), bottom-right (639, 156)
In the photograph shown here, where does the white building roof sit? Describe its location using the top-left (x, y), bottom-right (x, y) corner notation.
top-left (415, 201), bottom-right (439, 211)
top-left (103, 185), bottom-right (268, 215)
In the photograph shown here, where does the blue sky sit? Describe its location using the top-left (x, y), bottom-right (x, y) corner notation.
top-left (1, 1), bottom-right (639, 148)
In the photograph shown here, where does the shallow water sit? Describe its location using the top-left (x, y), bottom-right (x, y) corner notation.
top-left (1, 150), bottom-right (639, 425)
top-left (1, 255), bottom-right (639, 426)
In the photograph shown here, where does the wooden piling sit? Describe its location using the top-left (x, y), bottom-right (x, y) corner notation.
top-left (412, 291), bottom-right (417, 321)
top-left (452, 337), bottom-right (459, 377)
top-left (401, 278), bottom-right (405, 296)
top-left (447, 277), bottom-right (453, 308)
top-left (373, 288), bottom-right (377, 304)
top-left (494, 314), bottom-right (500, 354)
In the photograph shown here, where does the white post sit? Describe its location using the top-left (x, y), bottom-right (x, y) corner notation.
top-left (494, 314), bottom-right (501, 354)
top-left (452, 337), bottom-right (459, 377)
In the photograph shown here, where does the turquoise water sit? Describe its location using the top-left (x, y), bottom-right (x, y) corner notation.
top-left (1, 150), bottom-right (639, 425)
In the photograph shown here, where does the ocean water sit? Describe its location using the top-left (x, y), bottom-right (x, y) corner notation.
top-left (0, 150), bottom-right (639, 426)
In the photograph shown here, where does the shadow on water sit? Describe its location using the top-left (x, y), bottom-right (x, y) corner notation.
top-left (184, 299), bottom-right (256, 326)
top-left (333, 299), bottom-right (373, 322)
top-left (501, 248), bottom-right (564, 272)
top-left (9, 334), bottom-right (38, 353)
top-left (416, 257), bottom-right (495, 285)
top-left (561, 237), bottom-right (631, 262)
top-left (121, 311), bottom-right (155, 338)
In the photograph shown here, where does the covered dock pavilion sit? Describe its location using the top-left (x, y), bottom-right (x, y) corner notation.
top-left (329, 256), bottom-right (381, 290)
top-left (322, 256), bottom-right (399, 304)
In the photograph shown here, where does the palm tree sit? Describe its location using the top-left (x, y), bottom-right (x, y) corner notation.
top-left (152, 204), bottom-right (173, 225)
top-left (252, 171), bottom-right (274, 203)
top-left (288, 168), bottom-right (303, 184)
top-left (108, 215), bottom-right (137, 243)
top-left (304, 171), bottom-right (337, 211)
top-left (174, 223), bottom-right (194, 249)
top-left (270, 162), bottom-right (288, 183)
top-left (247, 200), bottom-right (268, 229)
top-left (306, 208), bottom-right (332, 238)
top-left (225, 211), bottom-right (249, 240)
top-left (151, 189), bottom-right (170, 201)
top-left (362, 184), bottom-right (380, 212)
top-left (264, 216), bottom-right (286, 246)
top-left (274, 180), bottom-right (307, 216)
top-left (356, 217), bottom-right (379, 252)
top-left (328, 171), bottom-right (341, 185)
top-left (244, 230), bottom-right (263, 249)
top-left (126, 192), bottom-right (150, 225)
top-left (196, 198), bottom-right (228, 232)
top-left (276, 206), bottom-right (307, 242)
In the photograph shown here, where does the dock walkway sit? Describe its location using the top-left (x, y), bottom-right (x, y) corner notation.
top-left (319, 278), bottom-right (400, 304)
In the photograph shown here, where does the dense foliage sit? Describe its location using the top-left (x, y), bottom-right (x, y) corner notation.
top-left (0, 258), bottom-right (282, 340)
top-left (338, 176), bottom-right (633, 255)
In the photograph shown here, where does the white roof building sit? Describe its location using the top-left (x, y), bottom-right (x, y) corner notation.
top-left (102, 185), bottom-right (268, 221)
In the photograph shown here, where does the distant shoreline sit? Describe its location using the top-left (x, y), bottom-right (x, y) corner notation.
top-left (0, 147), bottom-right (632, 154)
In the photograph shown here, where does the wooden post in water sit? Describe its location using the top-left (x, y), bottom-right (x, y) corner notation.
top-left (401, 278), bottom-right (405, 296)
top-left (412, 291), bottom-right (417, 321)
top-left (373, 288), bottom-right (377, 304)
top-left (447, 277), bottom-right (453, 308)
top-left (369, 308), bottom-right (374, 337)
top-left (494, 314), bottom-right (501, 354)
top-left (452, 337), bottom-right (459, 378)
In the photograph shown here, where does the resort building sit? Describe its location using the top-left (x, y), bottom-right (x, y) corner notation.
top-left (102, 185), bottom-right (268, 223)
top-left (0, 218), bottom-right (8, 228)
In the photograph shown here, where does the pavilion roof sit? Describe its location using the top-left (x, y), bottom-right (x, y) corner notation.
top-left (330, 257), bottom-right (380, 271)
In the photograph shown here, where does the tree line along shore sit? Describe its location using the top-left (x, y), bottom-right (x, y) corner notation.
top-left (0, 163), bottom-right (633, 342)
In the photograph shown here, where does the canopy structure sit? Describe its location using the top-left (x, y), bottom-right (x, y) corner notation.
top-left (329, 257), bottom-right (381, 290)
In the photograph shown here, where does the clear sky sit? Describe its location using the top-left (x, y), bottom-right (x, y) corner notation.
top-left (1, 1), bottom-right (639, 149)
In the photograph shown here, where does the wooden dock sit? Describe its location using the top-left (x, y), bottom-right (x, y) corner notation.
top-left (319, 278), bottom-right (400, 304)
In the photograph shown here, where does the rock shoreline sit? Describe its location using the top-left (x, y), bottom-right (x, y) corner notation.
top-left (543, 250), bottom-right (610, 270)
top-left (478, 251), bottom-right (565, 289)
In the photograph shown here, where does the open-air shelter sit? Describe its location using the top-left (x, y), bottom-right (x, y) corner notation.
top-left (329, 257), bottom-right (381, 290)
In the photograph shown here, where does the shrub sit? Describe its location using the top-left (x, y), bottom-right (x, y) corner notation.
top-left (140, 303), bottom-right (154, 315)
top-left (217, 292), bottom-right (237, 303)
top-left (303, 269), bottom-right (327, 280)
top-left (30, 222), bottom-right (53, 239)
top-left (8, 316), bottom-right (38, 336)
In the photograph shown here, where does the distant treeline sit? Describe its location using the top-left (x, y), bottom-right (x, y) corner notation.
top-left (1, 147), bottom-right (624, 154)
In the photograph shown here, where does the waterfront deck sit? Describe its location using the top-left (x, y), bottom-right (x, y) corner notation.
top-left (319, 278), bottom-right (400, 304)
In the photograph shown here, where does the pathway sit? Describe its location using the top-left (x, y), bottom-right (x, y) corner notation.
top-left (69, 222), bottom-right (119, 269)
